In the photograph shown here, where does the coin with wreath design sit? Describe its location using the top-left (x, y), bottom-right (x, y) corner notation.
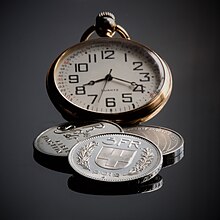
top-left (68, 133), bottom-right (163, 182)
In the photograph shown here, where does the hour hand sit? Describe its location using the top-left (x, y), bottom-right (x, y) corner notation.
top-left (83, 80), bottom-right (96, 86)
top-left (83, 73), bottom-right (113, 86)
top-left (83, 78), bottom-right (105, 86)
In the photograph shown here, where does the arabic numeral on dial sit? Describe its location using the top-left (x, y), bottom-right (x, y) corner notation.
top-left (68, 75), bottom-right (79, 83)
top-left (122, 93), bottom-right (132, 103)
top-left (133, 61), bottom-right (143, 71)
top-left (106, 98), bottom-right (116, 107)
top-left (101, 50), bottom-right (115, 59)
top-left (139, 72), bottom-right (150, 82)
top-left (133, 84), bottom-right (145, 93)
top-left (88, 54), bottom-right (97, 63)
top-left (88, 94), bottom-right (98, 104)
top-left (75, 86), bottom-right (86, 95)
top-left (75, 63), bottom-right (88, 72)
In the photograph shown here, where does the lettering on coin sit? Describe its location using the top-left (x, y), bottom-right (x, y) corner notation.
top-left (41, 135), bottom-right (69, 154)
top-left (54, 122), bottom-right (105, 140)
top-left (92, 170), bottom-right (120, 178)
top-left (102, 137), bottom-right (141, 149)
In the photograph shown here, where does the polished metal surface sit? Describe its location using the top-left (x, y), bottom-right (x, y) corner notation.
top-left (124, 125), bottom-right (184, 167)
top-left (3, 1), bottom-right (219, 219)
top-left (47, 13), bottom-right (172, 125)
top-left (68, 133), bottom-right (163, 182)
top-left (80, 11), bottom-right (130, 41)
top-left (68, 174), bottom-right (163, 195)
top-left (34, 121), bottom-right (123, 157)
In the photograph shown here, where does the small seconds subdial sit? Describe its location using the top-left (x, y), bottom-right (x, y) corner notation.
top-left (54, 38), bottom-right (164, 114)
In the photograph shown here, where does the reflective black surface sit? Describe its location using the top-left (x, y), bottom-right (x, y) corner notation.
top-left (68, 174), bottom-right (163, 195)
top-left (1, 0), bottom-right (219, 219)
top-left (33, 147), bottom-right (73, 174)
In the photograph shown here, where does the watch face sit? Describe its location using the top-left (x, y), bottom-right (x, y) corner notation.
top-left (52, 38), bottom-right (168, 116)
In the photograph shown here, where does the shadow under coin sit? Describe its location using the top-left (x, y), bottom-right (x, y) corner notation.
top-left (68, 173), bottom-right (163, 195)
top-left (33, 146), bottom-right (73, 174)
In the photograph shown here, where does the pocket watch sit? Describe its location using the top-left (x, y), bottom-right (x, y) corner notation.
top-left (47, 12), bottom-right (172, 125)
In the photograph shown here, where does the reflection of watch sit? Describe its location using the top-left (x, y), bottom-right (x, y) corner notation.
top-left (47, 12), bottom-right (172, 124)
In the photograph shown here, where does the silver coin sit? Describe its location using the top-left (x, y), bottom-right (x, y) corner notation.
top-left (68, 133), bottom-right (163, 182)
top-left (123, 125), bottom-right (184, 167)
top-left (163, 150), bottom-right (184, 168)
top-left (34, 121), bottom-right (123, 157)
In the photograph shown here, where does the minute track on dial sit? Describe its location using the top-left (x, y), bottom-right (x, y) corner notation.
top-left (54, 40), bottom-right (165, 110)
top-left (47, 22), bottom-right (172, 124)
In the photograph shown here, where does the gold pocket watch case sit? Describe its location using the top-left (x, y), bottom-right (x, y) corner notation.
top-left (46, 12), bottom-right (172, 125)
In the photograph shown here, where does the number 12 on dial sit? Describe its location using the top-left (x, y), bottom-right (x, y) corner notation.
top-left (47, 38), bottom-right (172, 124)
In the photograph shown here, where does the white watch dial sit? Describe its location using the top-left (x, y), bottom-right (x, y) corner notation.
top-left (54, 38), bottom-right (165, 114)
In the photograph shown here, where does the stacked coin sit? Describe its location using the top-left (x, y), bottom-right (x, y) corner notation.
top-left (34, 121), bottom-right (184, 186)
top-left (123, 126), bottom-right (184, 168)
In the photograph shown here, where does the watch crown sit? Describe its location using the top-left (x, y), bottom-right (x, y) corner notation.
top-left (97, 12), bottom-right (115, 20)
top-left (96, 12), bottom-right (116, 37)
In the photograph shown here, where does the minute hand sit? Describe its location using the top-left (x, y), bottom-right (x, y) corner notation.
top-left (112, 76), bottom-right (137, 86)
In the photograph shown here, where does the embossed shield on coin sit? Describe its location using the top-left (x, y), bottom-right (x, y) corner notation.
top-left (95, 146), bottom-right (136, 170)
top-left (68, 133), bottom-right (163, 182)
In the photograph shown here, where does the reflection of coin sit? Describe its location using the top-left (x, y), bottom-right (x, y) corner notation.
top-left (68, 133), bottom-right (162, 182)
top-left (68, 174), bottom-right (163, 195)
top-left (34, 121), bottom-right (123, 157)
top-left (124, 126), bottom-right (184, 167)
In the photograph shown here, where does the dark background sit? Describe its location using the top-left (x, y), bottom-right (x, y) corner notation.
top-left (1, 0), bottom-right (219, 219)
